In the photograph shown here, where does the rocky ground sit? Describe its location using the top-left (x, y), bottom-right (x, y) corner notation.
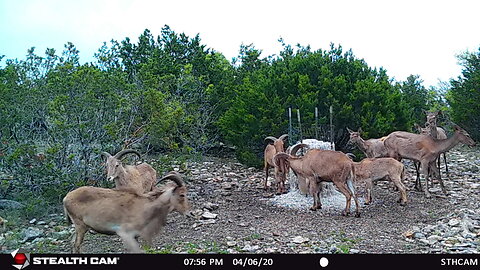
top-left (1, 146), bottom-right (479, 254)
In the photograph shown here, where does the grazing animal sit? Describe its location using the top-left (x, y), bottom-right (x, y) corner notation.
top-left (264, 134), bottom-right (289, 194)
top-left (274, 146), bottom-right (360, 217)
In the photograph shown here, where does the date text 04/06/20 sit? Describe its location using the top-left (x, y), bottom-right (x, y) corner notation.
top-left (232, 257), bottom-right (274, 267)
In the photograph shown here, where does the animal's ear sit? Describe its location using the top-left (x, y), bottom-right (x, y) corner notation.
top-left (414, 123), bottom-right (421, 131)
top-left (422, 109), bottom-right (427, 114)
top-left (437, 110), bottom-right (442, 116)
top-left (357, 127), bottom-right (363, 134)
top-left (346, 127), bottom-right (353, 134)
top-left (453, 124), bottom-right (461, 131)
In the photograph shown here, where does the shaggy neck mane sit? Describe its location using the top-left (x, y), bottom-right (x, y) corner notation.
top-left (115, 173), bottom-right (130, 187)
top-left (145, 184), bottom-right (176, 201)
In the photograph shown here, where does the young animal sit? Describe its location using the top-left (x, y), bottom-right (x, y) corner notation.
top-left (63, 172), bottom-right (189, 253)
top-left (263, 134), bottom-right (289, 194)
top-left (101, 149), bottom-right (156, 194)
top-left (352, 158), bottom-right (408, 205)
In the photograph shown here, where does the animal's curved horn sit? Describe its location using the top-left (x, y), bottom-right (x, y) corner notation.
top-left (291, 144), bottom-right (308, 156)
top-left (273, 152), bottom-right (289, 163)
top-left (157, 171), bottom-right (184, 187)
top-left (346, 153), bottom-right (356, 160)
top-left (114, 149), bottom-right (141, 160)
top-left (278, 134), bottom-right (288, 141)
top-left (264, 136), bottom-right (278, 143)
top-left (101, 152), bottom-right (112, 158)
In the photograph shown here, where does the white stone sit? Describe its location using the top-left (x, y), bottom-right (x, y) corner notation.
top-left (291, 236), bottom-right (310, 244)
top-left (201, 211), bottom-right (218, 219)
top-left (448, 219), bottom-right (461, 227)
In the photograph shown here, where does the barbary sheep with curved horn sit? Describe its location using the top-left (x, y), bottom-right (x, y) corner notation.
top-left (63, 171), bottom-right (190, 253)
top-left (263, 134), bottom-right (289, 194)
top-left (101, 149), bottom-right (157, 194)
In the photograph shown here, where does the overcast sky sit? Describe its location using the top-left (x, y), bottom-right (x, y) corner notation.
top-left (1, 0), bottom-right (479, 87)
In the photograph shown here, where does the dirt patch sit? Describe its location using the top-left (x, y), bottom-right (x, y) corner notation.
top-left (3, 146), bottom-right (479, 254)
top-left (78, 147), bottom-right (479, 254)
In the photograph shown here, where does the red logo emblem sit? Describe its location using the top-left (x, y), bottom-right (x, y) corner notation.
top-left (11, 249), bottom-right (30, 269)
top-left (14, 253), bottom-right (27, 265)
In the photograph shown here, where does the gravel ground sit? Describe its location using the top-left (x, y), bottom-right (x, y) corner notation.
top-left (3, 146), bottom-right (479, 254)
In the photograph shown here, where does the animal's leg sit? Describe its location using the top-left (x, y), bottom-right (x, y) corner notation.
top-left (117, 230), bottom-right (143, 253)
top-left (364, 179), bottom-right (373, 204)
top-left (437, 157), bottom-right (442, 181)
top-left (347, 178), bottom-right (360, 217)
top-left (444, 153), bottom-right (448, 174)
top-left (72, 223), bottom-right (88, 253)
top-left (335, 182), bottom-right (353, 217)
top-left (420, 162), bottom-right (431, 198)
top-left (140, 234), bottom-right (153, 250)
top-left (264, 164), bottom-right (270, 191)
top-left (414, 161), bottom-right (422, 191)
top-left (392, 177), bottom-right (408, 205)
top-left (309, 180), bottom-right (322, 210)
top-left (432, 161), bottom-right (447, 195)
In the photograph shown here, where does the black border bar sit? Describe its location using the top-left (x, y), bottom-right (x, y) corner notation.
top-left (2, 253), bottom-right (480, 269)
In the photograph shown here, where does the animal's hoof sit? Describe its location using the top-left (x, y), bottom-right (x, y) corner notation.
top-left (355, 212), bottom-right (361, 218)
top-left (310, 207), bottom-right (317, 211)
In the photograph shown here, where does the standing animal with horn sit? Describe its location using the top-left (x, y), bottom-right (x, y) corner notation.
top-left (101, 149), bottom-right (157, 194)
top-left (263, 134), bottom-right (288, 194)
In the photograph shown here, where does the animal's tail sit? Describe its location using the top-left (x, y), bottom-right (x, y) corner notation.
top-left (400, 164), bottom-right (410, 191)
top-left (346, 165), bottom-right (356, 197)
top-left (63, 204), bottom-right (72, 225)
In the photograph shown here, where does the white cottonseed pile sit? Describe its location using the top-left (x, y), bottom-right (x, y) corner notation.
top-left (269, 139), bottom-right (364, 212)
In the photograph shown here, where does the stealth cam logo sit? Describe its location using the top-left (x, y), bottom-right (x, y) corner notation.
top-left (11, 249), bottom-right (30, 269)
